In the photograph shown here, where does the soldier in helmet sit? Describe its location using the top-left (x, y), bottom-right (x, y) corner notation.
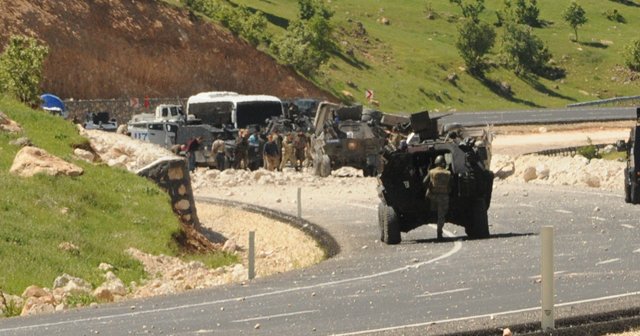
top-left (424, 155), bottom-right (452, 240)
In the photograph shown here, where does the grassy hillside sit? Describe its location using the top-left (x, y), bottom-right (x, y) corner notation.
top-left (227, 0), bottom-right (640, 112)
top-left (0, 97), bottom-right (234, 298)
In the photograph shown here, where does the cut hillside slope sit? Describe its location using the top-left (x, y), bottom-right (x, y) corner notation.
top-left (0, 0), bottom-right (334, 101)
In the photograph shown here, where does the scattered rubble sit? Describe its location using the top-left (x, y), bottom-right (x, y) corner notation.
top-left (491, 154), bottom-right (623, 191)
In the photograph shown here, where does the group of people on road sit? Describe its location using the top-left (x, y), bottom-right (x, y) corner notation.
top-left (260, 130), bottom-right (309, 172)
top-left (182, 129), bottom-right (310, 173)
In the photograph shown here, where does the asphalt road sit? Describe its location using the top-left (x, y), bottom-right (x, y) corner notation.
top-left (1, 181), bottom-right (639, 335)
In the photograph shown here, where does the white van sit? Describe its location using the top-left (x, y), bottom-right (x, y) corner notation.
top-left (186, 93), bottom-right (283, 129)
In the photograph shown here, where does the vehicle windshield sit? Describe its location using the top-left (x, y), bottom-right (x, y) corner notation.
top-left (188, 102), bottom-right (233, 126)
top-left (236, 101), bottom-right (283, 128)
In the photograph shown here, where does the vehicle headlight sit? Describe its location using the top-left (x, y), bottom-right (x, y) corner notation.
top-left (347, 141), bottom-right (358, 151)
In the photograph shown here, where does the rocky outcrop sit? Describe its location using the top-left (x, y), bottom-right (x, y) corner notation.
top-left (0, 111), bottom-right (22, 133)
top-left (9, 146), bottom-right (83, 177)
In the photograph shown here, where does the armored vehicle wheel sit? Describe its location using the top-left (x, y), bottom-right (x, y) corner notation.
top-left (377, 202), bottom-right (386, 242)
top-left (465, 199), bottom-right (490, 239)
top-left (363, 165), bottom-right (377, 177)
top-left (320, 154), bottom-right (331, 177)
top-left (625, 174), bottom-right (632, 203)
top-left (312, 153), bottom-right (331, 177)
top-left (380, 203), bottom-right (401, 245)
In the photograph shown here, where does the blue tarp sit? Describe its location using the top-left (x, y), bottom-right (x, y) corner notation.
top-left (40, 93), bottom-right (65, 112)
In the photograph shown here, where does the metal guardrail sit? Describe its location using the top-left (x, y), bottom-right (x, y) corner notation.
top-left (567, 95), bottom-right (640, 108)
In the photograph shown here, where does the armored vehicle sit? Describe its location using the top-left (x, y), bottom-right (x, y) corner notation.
top-left (311, 102), bottom-right (387, 177)
top-left (377, 111), bottom-right (494, 244)
top-left (624, 107), bottom-right (640, 204)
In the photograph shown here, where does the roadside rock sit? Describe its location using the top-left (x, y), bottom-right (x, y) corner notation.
top-left (52, 274), bottom-right (93, 296)
top-left (20, 286), bottom-right (56, 317)
top-left (21, 296), bottom-right (56, 316)
top-left (9, 137), bottom-right (32, 147)
top-left (523, 166), bottom-right (537, 182)
top-left (93, 271), bottom-right (127, 302)
top-left (10, 146), bottom-right (83, 177)
top-left (73, 148), bottom-right (95, 162)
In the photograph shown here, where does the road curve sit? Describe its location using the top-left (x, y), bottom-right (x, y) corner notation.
top-left (1, 181), bottom-right (639, 335)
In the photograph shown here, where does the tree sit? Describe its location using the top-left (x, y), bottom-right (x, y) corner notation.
top-left (455, 19), bottom-right (496, 75)
top-left (297, 0), bottom-right (333, 21)
top-left (497, 0), bottom-right (541, 27)
top-left (624, 39), bottom-right (640, 72)
top-left (562, 1), bottom-right (587, 42)
top-left (450, 0), bottom-right (485, 23)
top-left (0, 35), bottom-right (49, 105)
top-left (500, 22), bottom-right (552, 75)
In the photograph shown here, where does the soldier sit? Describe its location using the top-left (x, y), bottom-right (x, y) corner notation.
top-left (211, 135), bottom-right (226, 170)
top-left (280, 133), bottom-right (296, 170)
top-left (263, 134), bottom-right (280, 171)
top-left (234, 130), bottom-right (249, 169)
top-left (423, 155), bottom-right (451, 240)
top-left (294, 131), bottom-right (308, 171)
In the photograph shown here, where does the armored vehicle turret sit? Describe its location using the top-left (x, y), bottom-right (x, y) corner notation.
top-left (377, 111), bottom-right (494, 244)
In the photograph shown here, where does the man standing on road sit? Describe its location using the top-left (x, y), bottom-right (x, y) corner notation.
top-left (263, 134), bottom-right (280, 171)
top-left (185, 136), bottom-right (203, 173)
top-left (211, 135), bottom-right (226, 170)
top-left (424, 155), bottom-right (451, 240)
top-left (280, 133), bottom-right (296, 170)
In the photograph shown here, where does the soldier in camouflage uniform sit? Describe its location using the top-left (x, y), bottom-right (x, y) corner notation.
top-left (279, 133), bottom-right (296, 170)
top-left (424, 155), bottom-right (451, 240)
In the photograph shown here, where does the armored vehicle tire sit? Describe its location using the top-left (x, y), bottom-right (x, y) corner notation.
top-left (363, 165), bottom-right (377, 177)
top-left (465, 199), bottom-right (490, 239)
top-left (377, 202), bottom-right (386, 242)
top-left (320, 154), bottom-right (331, 177)
top-left (625, 174), bottom-right (632, 203)
top-left (312, 154), bottom-right (331, 177)
top-left (380, 203), bottom-right (401, 245)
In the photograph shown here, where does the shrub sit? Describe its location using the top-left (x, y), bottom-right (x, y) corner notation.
top-left (624, 39), bottom-right (640, 72)
top-left (450, 0), bottom-right (485, 23)
top-left (604, 8), bottom-right (626, 23)
top-left (0, 35), bottom-right (49, 106)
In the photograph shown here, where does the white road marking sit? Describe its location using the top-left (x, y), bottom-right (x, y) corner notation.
top-left (232, 310), bottom-right (319, 323)
top-left (621, 224), bottom-right (635, 229)
top-left (634, 248), bottom-right (640, 253)
top-left (590, 216), bottom-right (606, 222)
top-left (330, 291), bottom-right (640, 336)
top-left (416, 288), bottom-right (471, 298)
top-left (0, 231), bottom-right (463, 333)
top-left (518, 203), bottom-right (535, 208)
top-left (596, 258), bottom-right (620, 265)
top-left (555, 209), bottom-right (573, 214)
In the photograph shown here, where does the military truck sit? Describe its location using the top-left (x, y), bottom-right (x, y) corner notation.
top-left (377, 111), bottom-right (494, 244)
top-left (624, 107), bottom-right (640, 204)
top-left (311, 102), bottom-right (387, 177)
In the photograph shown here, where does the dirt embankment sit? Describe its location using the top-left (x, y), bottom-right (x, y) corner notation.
top-left (0, 0), bottom-right (335, 101)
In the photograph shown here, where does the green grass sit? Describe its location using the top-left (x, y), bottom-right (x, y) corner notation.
top-left (0, 96), bottom-right (237, 297)
top-left (224, 0), bottom-right (640, 112)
